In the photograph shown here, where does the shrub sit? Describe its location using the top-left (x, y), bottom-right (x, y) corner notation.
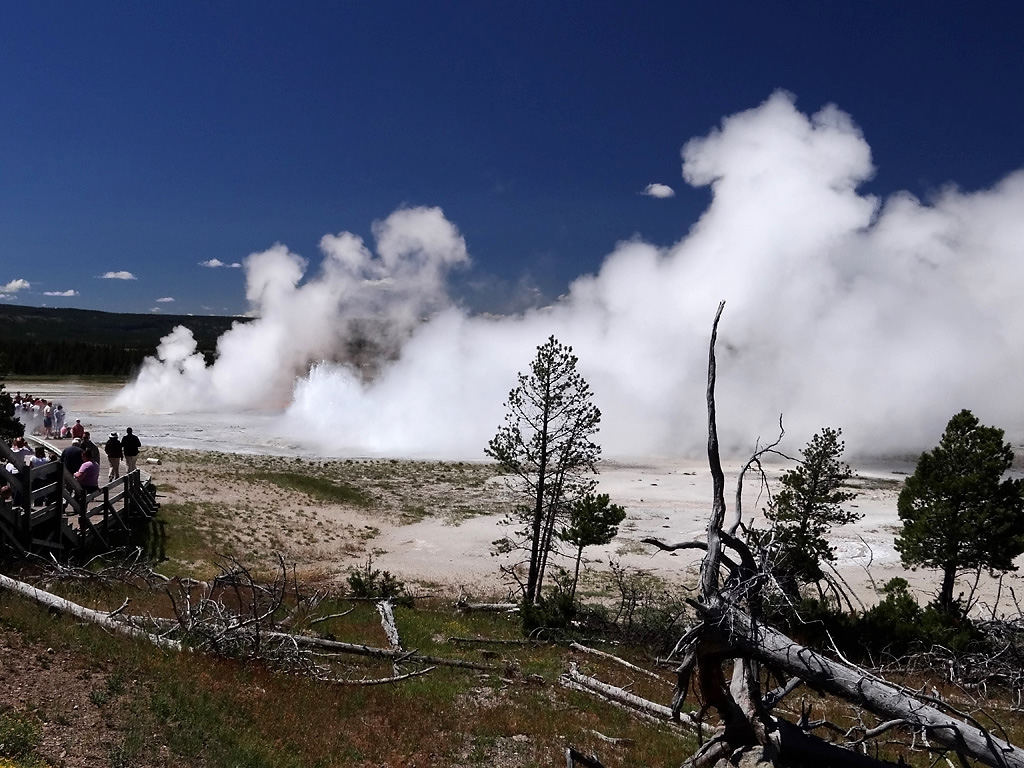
top-left (775, 579), bottom-right (982, 661)
top-left (0, 709), bottom-right (41, 760)
top-left (520, 568), bottom-right (577, 634)
top-left (346, 556), bottom-right (411, 604)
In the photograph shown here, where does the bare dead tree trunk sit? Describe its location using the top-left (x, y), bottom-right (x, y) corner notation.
top-left (654, 302), bottom-right (1024, 768)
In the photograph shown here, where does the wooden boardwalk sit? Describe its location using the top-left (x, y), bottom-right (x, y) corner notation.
top-left (0, 437), bottom-right (158, 557)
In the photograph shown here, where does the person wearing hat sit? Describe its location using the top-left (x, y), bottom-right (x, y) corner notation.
top-left (104, 432), bottom-right (124, 481)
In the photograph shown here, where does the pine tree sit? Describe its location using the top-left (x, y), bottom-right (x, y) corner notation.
top-left (895, 409), bottom-right (1024, 613)
top-left (486, 336), bottom-right (602, 607)
top-left (764, 427), bottom-right (859, 597)
top-left (559, 492), bottom-right (626, 602)
top-left (0, 382), bottom-right (25, 444)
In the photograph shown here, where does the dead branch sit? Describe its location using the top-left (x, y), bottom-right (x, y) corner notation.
top-left (448, 636), bottom-right (532, 646)
top-left (321, 666), bottom-right (436, 685)
top-left (267, 632), bottom-right (500, 672)
top-left (700, 299), bottom-right (728, 603)
top-left (308, 608), bottom-right (356, 625)
top-left (561, 662), bottom-right (699, 727)
top-left (568, 642), bottom-right (670, 686)
top-left (730, 415), bottom-right (790, 536)
top-left (588, 730), bottom-right (634, 745)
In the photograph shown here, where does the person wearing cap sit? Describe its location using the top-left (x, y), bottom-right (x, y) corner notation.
top-left (121, 427), bottom-right (142, 473)
top-left (60, 438), bottom-right (85, 475)
top-left (104, 432), bottom-right (124, 481)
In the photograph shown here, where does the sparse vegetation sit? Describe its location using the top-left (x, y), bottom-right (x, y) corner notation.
top-left (250, 470), bottom-right (373, 506)
top-left (3, 415), bottom-right (1024, 766)
top-left (0, 581), bottom-right (697, 768)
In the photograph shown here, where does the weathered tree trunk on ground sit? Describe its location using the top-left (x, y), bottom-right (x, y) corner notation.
top-left (654, 301), bottom-right (1024, 768)
top-left (0, 572), bottom-right (181, 652)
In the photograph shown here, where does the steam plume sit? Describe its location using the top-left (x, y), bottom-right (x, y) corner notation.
top-left (115, 92), bottom-right (1024, 459)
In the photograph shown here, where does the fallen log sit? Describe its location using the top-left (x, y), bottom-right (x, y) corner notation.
top-left (561, 662), bottom-right (698, 728)
top-left (710, 605), bottom-right (1024, 768)
top-left (0, 572), bottom-right (181, 652)
top-left (568, 642), bottom-right (670, 686)
top-left (455, 596), bottom-right (519, 613)
top-left (265, 631), bottom-right (499, 672)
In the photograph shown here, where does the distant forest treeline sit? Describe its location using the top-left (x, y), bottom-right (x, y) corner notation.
top-left (0, 304), bottom-right (245, 376)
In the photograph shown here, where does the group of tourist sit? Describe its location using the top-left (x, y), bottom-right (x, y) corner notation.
top-left (12, 393), bottom-right (68, 440)
top-left (2, 423), bottom-right (143, 503)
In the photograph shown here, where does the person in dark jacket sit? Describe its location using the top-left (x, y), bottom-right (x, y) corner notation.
top-left (121, 427), bottom-right (142, 473)
top-left (104, 432), bottom-right (123, 481)
top-left (60, 438), bottom-right (85, 475)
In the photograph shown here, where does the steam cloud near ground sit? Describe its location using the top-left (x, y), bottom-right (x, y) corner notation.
top-left (114, 92), bottom-right (1024, 459)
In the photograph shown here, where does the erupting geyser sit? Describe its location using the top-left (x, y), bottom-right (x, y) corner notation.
top-left (115, 92), bottom-right (1024, 460)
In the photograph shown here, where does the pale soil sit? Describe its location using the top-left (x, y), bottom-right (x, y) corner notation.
top-left (143, 447), bottom-right (1024, 615)
top-left (11, 376), bottom-right (1024, 611)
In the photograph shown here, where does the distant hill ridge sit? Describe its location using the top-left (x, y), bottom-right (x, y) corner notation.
top-left (0, 304), bottom-right (247, 376)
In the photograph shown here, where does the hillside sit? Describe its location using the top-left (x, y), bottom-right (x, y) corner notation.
top-left (0, 304), bottom-right (246, 376)
top-left (0, 304), bottom-right (244, 347)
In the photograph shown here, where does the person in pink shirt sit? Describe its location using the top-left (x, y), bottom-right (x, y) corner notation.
top-left (74, 455), bottom-right (100, 494)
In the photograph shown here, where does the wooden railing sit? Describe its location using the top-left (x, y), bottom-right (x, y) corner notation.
top-left (0, 439), bottom-right (158, 557)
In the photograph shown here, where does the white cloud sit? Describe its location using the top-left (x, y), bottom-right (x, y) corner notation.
top-left (200, 259), bottom-right (242, 268)
top-left (43, 289), bottom-right (78, 297)
top-left (1, 279), bottom-right (30, 293)
top-left (156, 297), bottom-right (175, 303)
top-left (642, 183), bottom-right (675, 198)
top-left (100, 271), bottom-right (137, 280)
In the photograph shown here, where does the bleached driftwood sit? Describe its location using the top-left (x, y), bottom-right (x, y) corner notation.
top-left (323, 666), bottom-right (436, 686)
top-left (0, 572), bottom-right (180, 652)
top-left (455, 595), bottom-right (519, 613)
top-left (376, 598), bottom-right (401, 650)
top-left (589, 730), bottom-right (633, 745)
top-left (568, 642), bottom-right (670, 686)
top-left (265, 631), bottom-right (499, 672)
top-left (560, 662), bottom-right (698, 728)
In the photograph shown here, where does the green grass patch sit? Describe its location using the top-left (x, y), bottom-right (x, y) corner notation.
top-left (0, 709), bottom-right (42, 762)
top-left (249, 471), bottom-right (373, 507)
top-left (0, 585), bottom-right (697, 768)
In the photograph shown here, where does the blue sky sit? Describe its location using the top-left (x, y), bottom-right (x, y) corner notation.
top-left (2, 2), bottom-right (1023, 316)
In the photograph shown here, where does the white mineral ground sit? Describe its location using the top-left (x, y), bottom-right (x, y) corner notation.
top-left (12, 379), bottom-right (1024, 615)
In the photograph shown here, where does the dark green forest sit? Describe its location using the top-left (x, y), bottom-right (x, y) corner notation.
top-left (0, 304), bottom-right (245, 376)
